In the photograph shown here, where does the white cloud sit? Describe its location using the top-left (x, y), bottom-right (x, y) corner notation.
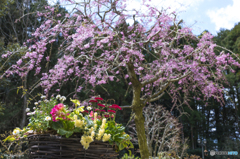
top-left (124, 0), bottom-right (203, 27)
top-left (207, 0), bottom-right (240, 31)
top-left (125, 0), bottom-right (203, 14)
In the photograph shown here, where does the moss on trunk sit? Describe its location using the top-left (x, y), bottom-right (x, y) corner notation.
top-left (127, 62), bottom-right (150, 159)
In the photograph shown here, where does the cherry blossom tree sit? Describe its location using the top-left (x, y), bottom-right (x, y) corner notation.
top-left (1, 0), bottom-right (240, 158)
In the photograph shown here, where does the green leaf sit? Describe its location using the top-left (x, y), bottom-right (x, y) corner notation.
top-left (3, 136), bottom-right (16, 142)
top-left (119, 143), bottom-right (124, 151)
top-left (51, 121), bottom-right (63, 130)
top-left (57, 128), bottom-right (73, 138)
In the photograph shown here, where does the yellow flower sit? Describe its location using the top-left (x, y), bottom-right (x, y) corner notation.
top-left (75, 120), bottom-right (84, 128)
top-left (102, 133), bottom-right (111, 142)
top-left (89, 127), bottom-right (94, 133)
top-left (96, 128), bottom-right (105, 140)
top-left (94, 124), bottom-right (97, 129)
top-left (94, 112), bottom-right (97, 120)
top-left (80, 135), bottom-right (94, 150)
top-left (102, 118), bottom-right (106, 125)
top-left (100, 119), bottom-right (106, 129)
top-left (91, 131), bottom-right (95, 137)
top-left (73, 115), bottom-right (78, 120)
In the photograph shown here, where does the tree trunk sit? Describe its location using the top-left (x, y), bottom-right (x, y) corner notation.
top-left (20, 74), bottom-right (27, 129)
top-left (127, 63), bottom-right (150, 159)
top-left (191, 125), bottom-right (194, 149)
top-left (132, 87), bottom-right (150, 159)
top-left (179, 116), bottom-right (185, 144)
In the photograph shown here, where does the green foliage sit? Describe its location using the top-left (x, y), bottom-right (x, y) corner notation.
top-left (0, 0), bottom-right (14, 17)
top-left (0, 103), bottom-right (5, 115)
top-left (0, 131), bottom-right (28, 158)
top-left (105, 120), bottom-right (133, 151)
top-left (121, 150), bottom-right (140, 159)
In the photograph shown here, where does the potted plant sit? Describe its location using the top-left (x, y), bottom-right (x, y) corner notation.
top-left (4, 94), bottom-right (133, 158)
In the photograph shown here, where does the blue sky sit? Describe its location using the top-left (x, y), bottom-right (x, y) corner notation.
top-left (125, 0), bottom-right (240, 35)
top-left (49, 0), bottom-right (240, 36)
top-left (178, 0), bottom-right (240, 35)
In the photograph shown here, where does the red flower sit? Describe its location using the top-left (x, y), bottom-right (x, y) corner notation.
top-left (112, 104), bottom-right (122, 110)
top-left (95, 97), bottom-right (103, 101)
top-left (109, 104), bottom-right (122, 110)
top-left (104, 114), bottom-right (110, 118)
top-left (100, 110), bottom-right (106, 112)
top-left (89, 100), bottom-right (98, 103)
top-left (108, 110), bottom-right (116, 113)
top-left (97, 103), bottom-right (105, 107)
top-left (94, 109), bottom-right (100, 112)
top-left (82, 110), bottom-right (89, 113)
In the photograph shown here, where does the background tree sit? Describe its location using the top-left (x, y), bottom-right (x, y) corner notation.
top-left (0, 0), bottom-right (69, 131)
top-left (128, 104), bottom-right (188, 158)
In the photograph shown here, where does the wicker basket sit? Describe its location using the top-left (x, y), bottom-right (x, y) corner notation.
top-left (27, 134), bottom-right (118, 159)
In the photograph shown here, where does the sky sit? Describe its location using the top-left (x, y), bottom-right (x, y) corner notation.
top-left (175, 0), bottom-right (240, 35)
top-left (49, 0), bottom-right (240, 36)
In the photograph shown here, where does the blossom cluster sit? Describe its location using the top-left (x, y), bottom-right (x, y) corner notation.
top-left (86, 97), bottom-right (122, 119)
top-left (79, 116), bottom-right (111, 149)
top-left (7, 95), bottom-right (130, 151)
top-left (50, 103), bottom-right (70, 122)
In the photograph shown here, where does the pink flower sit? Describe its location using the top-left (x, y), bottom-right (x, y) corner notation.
top-left (55, 103), bottom-right (64, 110)
top-left (97, 103), bottom-right (105, 107)
top-left (50, 103), bottom-right (69, 122)
top-left (89, 111), bottom-right (94, 117)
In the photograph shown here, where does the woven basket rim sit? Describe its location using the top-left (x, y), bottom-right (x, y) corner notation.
top-left (27, 133), bottom-right (114, 144)
top-left (27, 133), bottom-right (119, 159)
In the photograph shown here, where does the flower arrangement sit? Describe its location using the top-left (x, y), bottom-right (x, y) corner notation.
top-left (5, 95), bottom-right (133, 151)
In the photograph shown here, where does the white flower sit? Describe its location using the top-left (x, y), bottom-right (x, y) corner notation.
top-left (41, 95), bottom-right (46, 99)
top-left (56, 95), bottom-right (61, 99)
top-left (27, 130), bottom-right (33, 133)
top-left (64, 105), bottom-right (66, 107)
top-left (27, 111), bottom-right (35, 116)
top-left (34, 102), bottom-right (38, 105)
top-left (26, 108), bottom-right (30, 112)
top-left (38, 100), bottom-right (41, 103)
top-left (13, 129), bottom-right (20, 135)
top-left (44, 99), bottom-right (49, 103)
top-left (33, 107), bottom-right (36, 110)
top-left (45, 116), bottom-right (51, 121)
top-left (60, 96), bottom-right (66, 101)
top-left (87, 106), bottom-right (92, 110)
